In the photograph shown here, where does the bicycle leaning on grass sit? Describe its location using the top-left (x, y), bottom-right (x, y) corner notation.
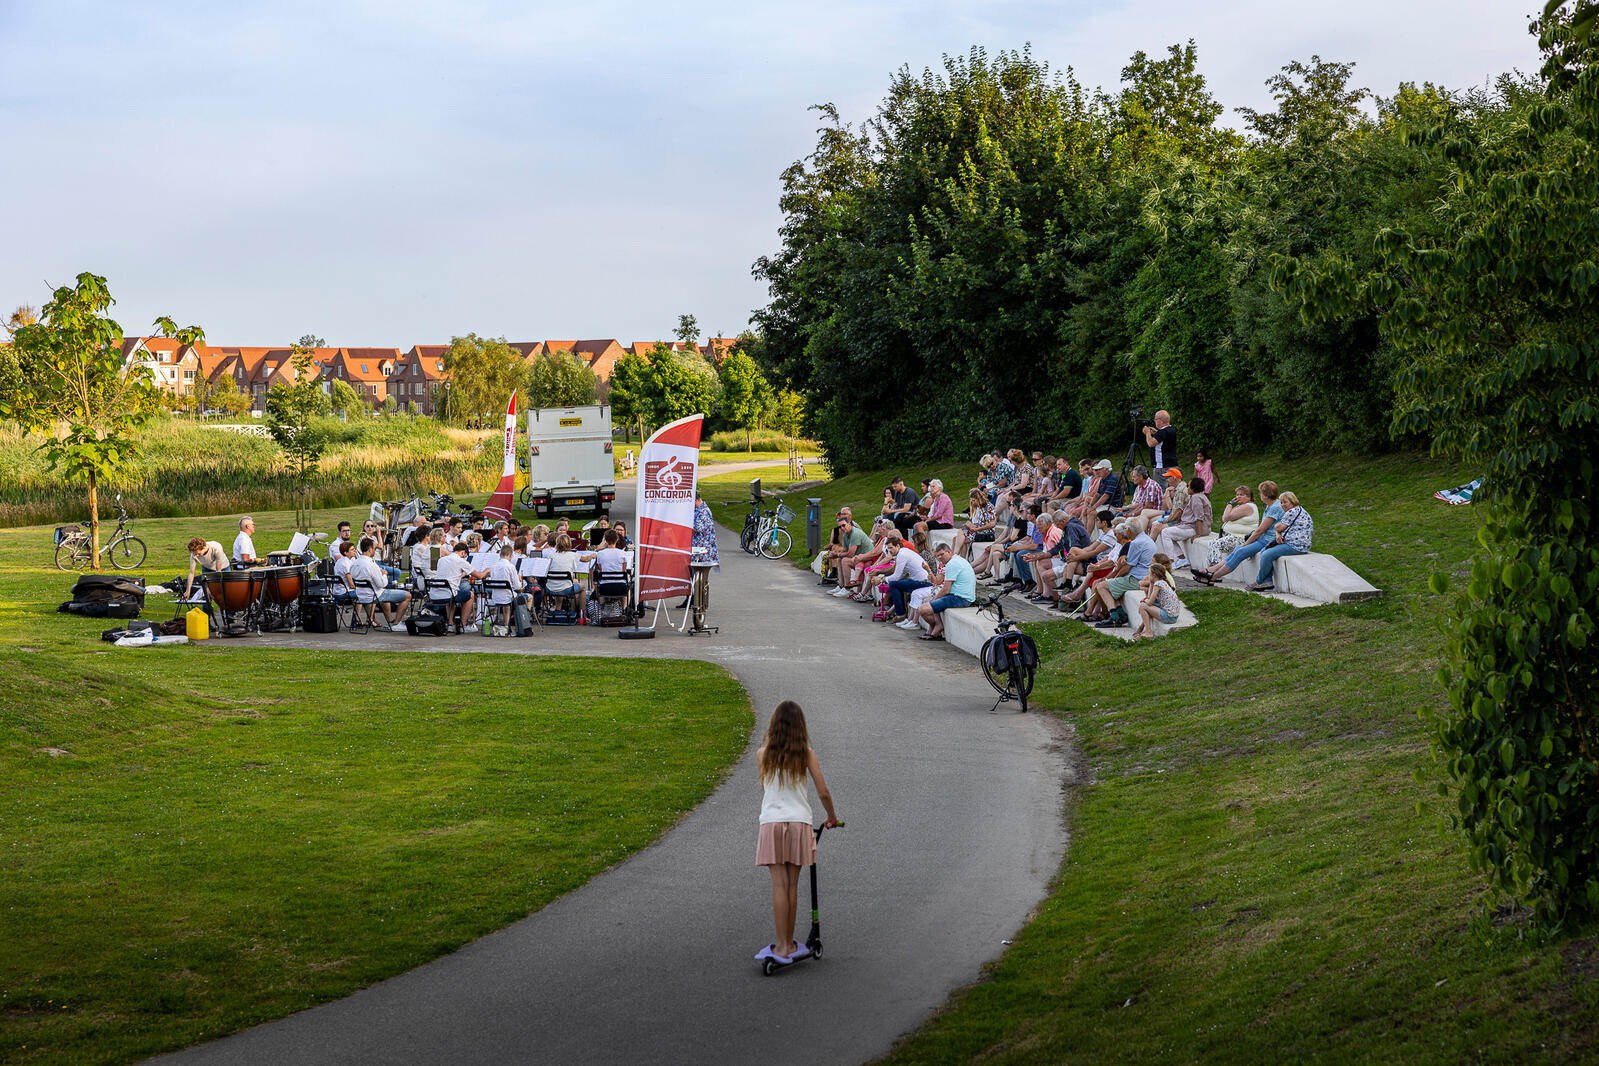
top-left (54, 494), bottom-right (147, 571)
top-left (975, 588), bottom-right (1038, 713)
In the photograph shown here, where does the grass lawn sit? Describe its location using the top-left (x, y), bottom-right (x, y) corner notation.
top-left (0, 505), bottom-right (752, 1066)
top-left (775, 451), bottom-right (1598, 1064)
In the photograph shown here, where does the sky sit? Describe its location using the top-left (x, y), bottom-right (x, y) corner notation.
top-left (0, 0), bottom-right (1542, 349)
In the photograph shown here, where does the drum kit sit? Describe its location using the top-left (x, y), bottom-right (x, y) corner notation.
top-left (199, 554), bottom-right (316, 636)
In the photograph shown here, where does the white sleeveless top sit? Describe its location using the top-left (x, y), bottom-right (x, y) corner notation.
top-left (759, 770), bottom-right (812, 825)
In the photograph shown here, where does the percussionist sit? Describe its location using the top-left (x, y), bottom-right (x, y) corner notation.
top-left (183, 537), bottom-right (228, 600)
top-left (232, 516), bottom-right (259, 565)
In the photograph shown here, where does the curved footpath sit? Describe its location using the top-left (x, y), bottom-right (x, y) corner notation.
top-left (151, 502), bottom-right (1073, 1066)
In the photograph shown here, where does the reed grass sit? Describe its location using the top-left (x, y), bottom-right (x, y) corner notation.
top-left (705, 429), bottom-right (814, 453)
top-left (0, 416), bottom-right (499, 527)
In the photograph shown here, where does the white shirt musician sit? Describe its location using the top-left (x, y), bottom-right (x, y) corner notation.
top-left (232, 516), bottom-right (258, 565)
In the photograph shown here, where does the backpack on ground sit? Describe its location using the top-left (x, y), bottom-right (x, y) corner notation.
top-left (405, 611), bottom-right (448, 636)
top-left (512, 599), bottom-right (534, 637)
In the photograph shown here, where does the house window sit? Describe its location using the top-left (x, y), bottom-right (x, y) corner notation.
top-left (184, 370), bottom-right (195, 380)
top-left (382, 363), bottom-right (392, 376)
top-left (412, 364), bottom-right (419, 376)
top-left (360, 364), bottom-right (368, 374)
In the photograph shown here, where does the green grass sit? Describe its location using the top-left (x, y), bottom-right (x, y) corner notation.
top-left (780, 451), bottom-right (1597, 1065)
top-left (0, 506), bottom-right (752, 1065)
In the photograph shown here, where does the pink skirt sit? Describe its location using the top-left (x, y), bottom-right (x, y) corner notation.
top-left (756, 821), bottom-right (816, 867)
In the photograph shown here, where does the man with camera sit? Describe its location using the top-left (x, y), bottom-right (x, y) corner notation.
top-left (1142, 410), bottom-right (1177, 474)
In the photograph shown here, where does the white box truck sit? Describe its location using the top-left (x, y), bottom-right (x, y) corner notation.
top-left (520, 404), bottom-right (618, 518)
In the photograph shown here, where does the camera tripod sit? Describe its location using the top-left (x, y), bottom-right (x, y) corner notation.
top-left (1122, 409), bottom-right (1146, 480)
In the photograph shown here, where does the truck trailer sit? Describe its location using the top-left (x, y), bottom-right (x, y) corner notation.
top-left (520, 404), bottom-right (617, 518)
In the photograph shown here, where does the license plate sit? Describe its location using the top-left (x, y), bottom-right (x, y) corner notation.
top-left (566, 498), bottom-right (587, 506)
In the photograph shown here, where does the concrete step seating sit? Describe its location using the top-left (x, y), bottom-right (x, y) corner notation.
top-left (1184, 534), bottom-right (1381, 605)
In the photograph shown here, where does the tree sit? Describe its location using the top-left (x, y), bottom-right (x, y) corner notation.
top-left (608, 350), bottom-right (651, 441)
top-left (330, 378), bottom-right (362, 417)
top-left (296, 333), bottom-right (325, 349)
top-left (4, 304), bottom-right (38, 337)
top-left (768, 388), bottom-right (806, 436)
top-left (718, 350), bottom-right (771, 451)
top-left (675, 314), bottom-right (700, 347)
top-left (0, 273), bottom-right (202, 566)
top-left (644, 343), bottom-right (717, 427)
top-left (439, 333), bottom-right (522, 424)
top-left (264, 347), bottom-right (328, 531)
top-left (208, 373), bottom-right (252, 418)
top-left (525, 348), bottom-right (600, 409)
top-left (1278, 0), bottom-right (1599, 920)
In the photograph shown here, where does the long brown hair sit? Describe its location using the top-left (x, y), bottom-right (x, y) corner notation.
top-left (758, 700), bottom-right (810, 787)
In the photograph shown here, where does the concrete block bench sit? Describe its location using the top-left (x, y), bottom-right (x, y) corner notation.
top-left (1187, 535), bottom-right (1381, 604)
top-left (939, 605), bottom-right (993, 657)
top-left (1118, 589), bottom-right (1197, 639)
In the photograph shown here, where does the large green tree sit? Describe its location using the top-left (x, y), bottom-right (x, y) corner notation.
top-left (718, 349), bottom-right (771, 451)
top-left (439, 333), bottom-right (522, 424)
top-left (607, 350), bottom-right (651, 441)
top-left (524, 348), bottom-right (599, 409)
top-left (1, 274), bottom-right (202, 565)
top-left (1280, 0), bottom-right (1599, 919)
top-left (643, 343), bottom-right (717, 428)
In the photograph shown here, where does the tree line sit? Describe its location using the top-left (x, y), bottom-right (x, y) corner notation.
top-left (440, 316), bottom-right (804, 446)
top-left (747, 4), bottom-right (1599, 923)
top-left (748, 40), bottom-right (1542, 472)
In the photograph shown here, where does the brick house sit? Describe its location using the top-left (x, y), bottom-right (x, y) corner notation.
top-left (395, 345), bottom-right (450, 415)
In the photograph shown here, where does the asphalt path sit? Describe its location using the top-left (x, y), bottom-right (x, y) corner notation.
top-left (150, 497), bottom-right (1073, 1066)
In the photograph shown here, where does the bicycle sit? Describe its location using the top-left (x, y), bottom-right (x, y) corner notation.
top-left (55, 494), bottom-right (147, 571)
top-left (976, 589), bottom-right (1038, 713)
top-left (752, 500), bottom-right (794, 559)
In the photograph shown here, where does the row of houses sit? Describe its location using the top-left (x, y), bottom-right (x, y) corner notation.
top-left (124, 337), bottom-right (742, 417)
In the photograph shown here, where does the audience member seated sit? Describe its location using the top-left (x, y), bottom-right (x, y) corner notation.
top-left (916, 543), bottom-right (975, 641)
top-left (880, 532), bottom-right (931, 625)
top-left (881, 475), bottom-right (922, 536)
top-left (1088, 521), bottom-right (1156, 628)
top-left (1147, 468), bottom-right (1188, 543)
top-left (182, 537), bottom-right (229, 601)
top-left (1027, 510), bottom-right (1088, 605)
top-left (951, 488), bottom-right (996, 558)
top-left (1000, 508), bottom-right (1049, 590)
top-left (916, 479), bottom-right (955, 535)
top-left (1156, 477), bottom-right (1213, 568)
top-left (1056, 512), bottom-right (1127, 613)
top-left (971, 492), bottom-right (1022, 579)
top-left (1206, 485), bottom-right (1261, 567)
top-left (353, 537), bottom-right (411, 631)
top-left (1117, 465), bottom-right (1165, 529)
top-left (825, 515), bottom-right (872, 594)
top-left (1130, 562), bottom-right (1183, 640)
top-left (1043, 456), bottom-right (1082, 513)
top-left (1243, 490), bottom-right (1313, 593)
top-left (1193, 481), bottom-right (1282, 586)
top-left (837, 519), bottom-right (895, 601)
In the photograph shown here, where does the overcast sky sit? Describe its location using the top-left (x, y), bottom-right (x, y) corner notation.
top-left (0, 1), bottom-right (1541, 348)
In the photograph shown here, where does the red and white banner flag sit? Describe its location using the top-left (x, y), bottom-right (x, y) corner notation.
top-left (635, 413), bottom-right (704, 603)
top-left (482, 391), bottom-right (518, 521)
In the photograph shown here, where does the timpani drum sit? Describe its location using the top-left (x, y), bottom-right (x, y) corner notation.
top-left (200, 569), bottom-right (266, 637)
top-left (260, 563), bottom-right (309, 631)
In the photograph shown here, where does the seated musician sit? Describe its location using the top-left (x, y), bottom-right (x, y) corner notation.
top-left (183, 537), bottom-right (228, 601)
top-left (352, 537), bottom-right (410, 631)
top-left (411, 527), bottom-right (437, 587)
top-left (490, 520), bottom-right (512, 550)
top-left (469, 516), bottom-right (487, 538)
top-left (544, 533), bottom-right (587, 617)
top-left (329, 521), bottom-right (354, 560)
top-left (530, 524), bottom-right (553, 557)
top-left (358, 518), bottom-right (401, 584)
top-left (432, 542), bottom-right (484, 634)
top-left (444, 517), bottom-right (465, 548)
top-left (232, 516), bottom-right (259, 566)
top-left (332, 540), bottom-right (360, 603)
top-left (591, 529), bottom-right (630, 591)
top-left (403, 514), bottom-right (432, 548)
top-left (610, 520), bottom-right (630, 550)
top-left (486, 543), bottom-right (527, 630)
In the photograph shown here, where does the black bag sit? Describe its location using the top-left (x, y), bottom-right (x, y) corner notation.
top-left (512, 599), bottom-right (534, 637)
top-left (101, 619), bottom-right (156, 642)
top-left (62, 573), bottom-right (145, 619)
top-left (301, 599), bottom-right (340, 633)
top-left (985, 631), bottom-right (1039, 674)
top-left (405, 611), bottom-right (448, 637)
top-left (62, 599), bottom-right (142, 619)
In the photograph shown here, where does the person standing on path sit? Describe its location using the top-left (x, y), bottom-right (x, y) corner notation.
top-left (755, 701), bottom-right (840, 965)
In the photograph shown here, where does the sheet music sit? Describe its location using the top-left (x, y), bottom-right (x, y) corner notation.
top-left (520, 556), bottom-right (551, 578)
top-left (471, 552), bottom-right (498, 571)
top-left (287, 532), bottom-right (309, 555)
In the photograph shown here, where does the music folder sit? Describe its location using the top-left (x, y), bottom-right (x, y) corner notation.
top-left (287, 532), bottom-right (310, 555)
top-left (520, 556), bottom-right (551, 578)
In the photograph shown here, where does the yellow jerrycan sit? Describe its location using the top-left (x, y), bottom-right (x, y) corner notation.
top-left (186, 607), bottom-right (210, 640)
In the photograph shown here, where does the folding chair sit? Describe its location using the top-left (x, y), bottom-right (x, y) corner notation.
top-left (542, 570), bottom-right (581, 625)
top-left (482, 579), bottom-right (515, 636)
top-left (425, 577), bottom-right (456, 628)
top-left (346, 578), bottom-right (379, 633)
top-left (590, 567), bottom-right (633, 627)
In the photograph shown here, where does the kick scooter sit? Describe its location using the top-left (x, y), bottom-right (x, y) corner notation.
top-left (757, 821), bottom-right (844, 976)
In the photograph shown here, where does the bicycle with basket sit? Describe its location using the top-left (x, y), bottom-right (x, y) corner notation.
top-left (54, 494), bottom-right (147, 571)
top-left (976, 588), bottom-right (1039, 713)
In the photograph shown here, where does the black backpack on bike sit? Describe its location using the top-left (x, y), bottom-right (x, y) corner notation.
top-left (985, 631), bottom-right (1038, 674)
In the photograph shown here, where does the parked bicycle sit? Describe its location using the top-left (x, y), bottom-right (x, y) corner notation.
top-left (976, 589), bottom-right (1038, 713)
top-left (726, 498), bottom-right (795, 559)
top-left (55, 494), bottom-right (147, 571)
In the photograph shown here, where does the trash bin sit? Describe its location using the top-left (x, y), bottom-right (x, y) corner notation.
top-left (806, 497), bottom-right (822, 557)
